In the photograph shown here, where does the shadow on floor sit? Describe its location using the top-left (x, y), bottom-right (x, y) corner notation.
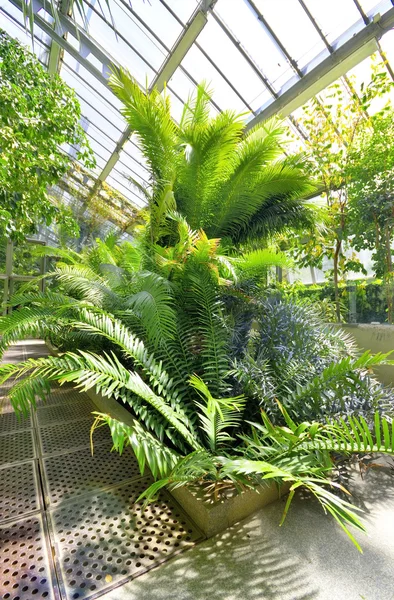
top-left (104, 462), bottom-right (394, 600)
top-left (104, 502), bottom-right (319, 600)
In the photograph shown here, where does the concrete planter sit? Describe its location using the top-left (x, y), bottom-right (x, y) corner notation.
top-left (339, 323), bottom-right (394, 386)
top-left (46, 341), bottom-right (288, 538)
top-left (85, 386), bottom-right (288, 538)
top-left (170, 481), bottom-right (288, 539)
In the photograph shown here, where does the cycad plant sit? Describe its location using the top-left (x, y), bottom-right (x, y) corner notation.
top-left (1, 301), bottom-right (394, 551)
top-left (1, 225), bottom-right (394, 550)
top-left (110, 72), bottom-right (317, 245)
top-left (1, 78), bottom-right (394, 550)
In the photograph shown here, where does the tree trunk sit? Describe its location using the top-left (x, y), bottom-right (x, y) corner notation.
top-left (333, 239), bottom-right (342, 322)
top-left (385, 224), bottom-right (393, 323)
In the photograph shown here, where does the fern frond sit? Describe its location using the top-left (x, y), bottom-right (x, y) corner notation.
top-left (190, 374), bottom-right (245, 452)
top-left (0, 307), bottom-right (65, 354)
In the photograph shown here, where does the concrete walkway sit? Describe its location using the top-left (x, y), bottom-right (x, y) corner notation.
top-left (0, 341), bottom-right (201, 600)
top-left (102, 463), bottom-right (394, 600)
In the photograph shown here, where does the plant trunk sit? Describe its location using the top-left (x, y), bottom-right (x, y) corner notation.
top-left (384, 225), bottom-right (393, 323)
top-left (333, 239), bottom-right (342, 323)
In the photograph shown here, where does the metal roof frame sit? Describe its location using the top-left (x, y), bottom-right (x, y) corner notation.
top-left (4, 0), bottom-right (394, 214)
top-left (246, 6), bottom-right (394, 129)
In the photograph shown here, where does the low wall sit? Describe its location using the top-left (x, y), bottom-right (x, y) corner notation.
top-left (340, 324), bottom-right (394, 386)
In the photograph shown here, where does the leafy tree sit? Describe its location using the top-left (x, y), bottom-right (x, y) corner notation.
top-left (0, 30), bottom-right (94, 240)
top-left (292, 65), bottom-right (393, 320)
top-left (347, 109), bottom-right (394, 322)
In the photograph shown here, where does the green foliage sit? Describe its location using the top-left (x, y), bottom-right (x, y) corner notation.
top-left (229, 296), bottom-right (394, 424)
top-left (0, 30), bottom-right (94, 239)
top-left (2, 68), bottom-right (394, 550)
top-left (109, 71), bottom-right (317, 245)
top-left (2, 240), bottom-right (394, 550)
top-left (346, 108), bottom-right (394, 320)
top-left (288, 62), bottom-right (393, 319)
top-left (274, 278), bottom-right (390, 324)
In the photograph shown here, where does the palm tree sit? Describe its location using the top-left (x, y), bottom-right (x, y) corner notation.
top-left (110, 72), bottom-right (317, 246)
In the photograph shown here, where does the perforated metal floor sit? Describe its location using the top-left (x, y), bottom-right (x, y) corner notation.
top-left (0, 341), bottom-right (202, 600)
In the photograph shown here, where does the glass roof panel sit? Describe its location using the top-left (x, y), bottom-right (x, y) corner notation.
top-left (116, 0), bottom-right (184, 49)
top-left (359, 0), bottom-right (392, 16)
top-left (380, 29), bottom-right (394, 63)
top-left (106, 173), bottom-right (146, 208)
top-left (0, 2), bottom-right (50, 64)
top-left (112, 163), bottom-right (148, 205)
top-left (196, 15), bottom-right (272, 112)
top-left (72, 0), bottom-right (163, 81)
top-left (121, 140), bottom-right (151, 184)
top-left (213, 0), bottom-right (296, 93)
top-left (252, 0), bottom-right (326, 70)
top-left (61, 54), bottom-right (125, 131)
top-left (303, 0), bottom-right (363, 46)
top-left (181, 44), bottom-right (250, 113)
top-left (162, 0), bottom-right (199, 23)
top-left (117, 148), bottom-right (151, 188)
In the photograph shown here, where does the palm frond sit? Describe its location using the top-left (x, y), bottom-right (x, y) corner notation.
top-left (288, 350), bottom-right (394, 417)
top-left (109, 68), bottom-right (178, 184)
top-left (237, 248), bottom-right (293, 277)
top-left (0, 307), bottom-right (65, 354)
top-left (91, 412), bottom-right (180, 479)
top-left (127, 272), bottom-right (176, 349)
top-left (183, 267), bottom-right (230, 395)
top-left (190, 374), bottom-right (245, 452)
top-left (0, 350), bottom-right (200, 451)
top-left (31, 244), bottom-right (82, 264)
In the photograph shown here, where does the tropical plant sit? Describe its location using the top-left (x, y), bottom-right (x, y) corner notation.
top-left (1, 304), bottom-right (394, 551)
top-left (228, 296), bottom-right (394, 424)
top-left (109, 71), bottom-right (317, 246)
top-left (0, 30), bottom-right (94, 240)
top-left (1, 64), bottom-right (393, 551)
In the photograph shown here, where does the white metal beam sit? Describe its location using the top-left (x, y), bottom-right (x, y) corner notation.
top-left (245, 7), bottom-right (394, 130)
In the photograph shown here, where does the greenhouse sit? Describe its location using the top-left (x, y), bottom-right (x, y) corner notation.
top-left (1, 0), bottom-right (394, 598)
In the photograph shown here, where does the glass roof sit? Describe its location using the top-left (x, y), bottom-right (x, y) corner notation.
top-left (1, 0), bottom-right (394, 229)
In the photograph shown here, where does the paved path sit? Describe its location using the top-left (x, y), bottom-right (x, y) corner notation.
top-left (100, 456), bottom-right (394, 599)
top-left (0, 341), bottom-right (201, 600)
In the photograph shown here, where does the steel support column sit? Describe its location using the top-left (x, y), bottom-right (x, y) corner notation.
top-left (47, 0), bottom-right (71, 75)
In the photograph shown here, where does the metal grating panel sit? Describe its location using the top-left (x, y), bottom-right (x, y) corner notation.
top-left (50, 478), bottom-right (202, 600)
top-left (0, 462), bottom-right (41, 523)
top-left (42, 442), bottom-right (144, 506)
top-left (0, 382), bottom-right (15, 414)
top-left (0, 430), bottom-right (35, 466)
top-left (39, 419), bottom-right (110, 456)
top-left (0, 515), bottom-right (56, 600)
top-left (37, 401), bottom-right (96, 426)
top-left (0, 411), bottom-right (32, 433)
top-left (37, 388), bottom-right (89, 408)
